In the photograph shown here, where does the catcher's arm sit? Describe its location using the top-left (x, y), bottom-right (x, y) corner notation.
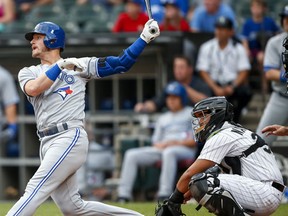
top-left (155, 159), bottom-right (215, 215)
top-left (176, 159), bottom-right (215, 202)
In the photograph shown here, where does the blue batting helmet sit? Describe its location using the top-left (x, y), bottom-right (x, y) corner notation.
top-left (165, 81), bottom-right (187, 105)
top-left (25, 21), bottom-right (65, 51)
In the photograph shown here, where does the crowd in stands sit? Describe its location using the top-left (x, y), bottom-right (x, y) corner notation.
top-left (0, 0), bottom-right (283, 34)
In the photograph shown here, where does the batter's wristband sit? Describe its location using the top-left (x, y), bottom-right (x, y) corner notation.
top-left (45, 64), bottom-right (61, 81)
top-left (169, 188), bottom-right (184, 204)
top-left (280, 70), bottom-right (287, 83)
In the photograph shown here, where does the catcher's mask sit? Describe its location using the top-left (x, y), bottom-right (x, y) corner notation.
top-left (192, 96), bottom-right (234, 143)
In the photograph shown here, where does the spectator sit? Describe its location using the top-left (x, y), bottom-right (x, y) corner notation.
top-left (138, 0), bottom-right (189, 24)
top-left (0, 0), bottom-right (16, 31)
top-left (196, 16), bottom-right (252, 122)
top-left (134, 55), bottom-right (211, 113)
top-left (141, 0), bottom-right (165, 23)
top-left (255, 5), bottom-right (288, 145)
top-left (112, 0), bottom-right (148, 32)
top-left (117, 81), bottom-right (196, 202)
top-left (241, 0), bottom-right (280, 92)
top-left (0, 65), bottom-right (19, 152)
top-left (190, 0), bottom-right (236, 33)
top-left (160, 0), bottom-right (189, 17)
top-left (159, 0), bottom-right (190, 32)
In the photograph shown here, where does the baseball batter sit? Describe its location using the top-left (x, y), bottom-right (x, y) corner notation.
top-left (255, 5), bottom-right (288, 145)
top-left (6, 20), bottom-right (160, 216)
top-left (156, 96), bottom-right (284, 216)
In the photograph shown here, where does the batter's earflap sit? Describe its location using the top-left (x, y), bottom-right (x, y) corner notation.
top-left (25, 21), bottom-right (65, 51)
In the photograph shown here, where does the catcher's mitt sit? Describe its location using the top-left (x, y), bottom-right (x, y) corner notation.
top-left (155, 200), bottom-right (186, 216)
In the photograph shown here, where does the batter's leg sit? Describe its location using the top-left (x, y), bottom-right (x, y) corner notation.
top-left (6, 128), bottom-right (87, 216)
top-left (52, 172), bottom-right (144, 216)
top-left (256, 92), bottom-right (288, 145)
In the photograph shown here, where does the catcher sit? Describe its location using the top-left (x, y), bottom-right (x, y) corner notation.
top-left (155, 96), bottom-right (285, 216)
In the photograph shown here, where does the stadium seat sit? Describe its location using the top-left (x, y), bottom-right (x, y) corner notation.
top-left (2, 21), bottom-right (34, 34)
top-left (55, 0), bottom-right (75, 12)
top-left (25, 4), bottom-right (66, 25)
top-left (107, 4), bottom-right (125, 30)
top-left (82, 8), bottom-right (111, 33)
top-left (67, 4), bottom-right (110, 33)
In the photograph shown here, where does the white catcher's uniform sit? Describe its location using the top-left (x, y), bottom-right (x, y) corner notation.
top-left (198, 122), bottom-right (284, 216)
top-left (7, 58), bottom-right (143, 216)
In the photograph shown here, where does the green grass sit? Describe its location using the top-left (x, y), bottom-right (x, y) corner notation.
top-left (1, 201), bottom-right (288, 215)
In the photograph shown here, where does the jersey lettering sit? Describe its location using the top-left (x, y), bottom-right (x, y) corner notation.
top-left (58, 71), bottom-right (75, 84)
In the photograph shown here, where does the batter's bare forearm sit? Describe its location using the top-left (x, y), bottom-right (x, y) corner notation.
top-left (24, 73), bottom-right (54, 97)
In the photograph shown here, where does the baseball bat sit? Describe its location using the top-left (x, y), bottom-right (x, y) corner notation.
top-left (144, 0), bottom-right (153, 19)
top-left (144, 0), bottom-right (156, 34)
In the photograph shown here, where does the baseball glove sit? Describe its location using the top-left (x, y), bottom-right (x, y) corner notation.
top-left (155, 200), bottom-right (186, 216)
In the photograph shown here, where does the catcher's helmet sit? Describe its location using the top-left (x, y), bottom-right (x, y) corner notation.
top-left (165, 81), bottom-right (187, 105)
top-left (279, 5), bottom-right (288, 26)
top-left (192, 96), bottom-right (234, 143)
top-left (25, 21), bottom-right (65, 51)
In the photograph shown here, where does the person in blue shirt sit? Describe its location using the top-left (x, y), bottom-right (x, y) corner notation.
top-left (241, 0), bottom-right (280, 92)
top-left (138, 0), bottom-right (189, 23)
top-left (190, 0), bottom-right (236, 33)
top-left (242, 0), bottom-right (280, 65)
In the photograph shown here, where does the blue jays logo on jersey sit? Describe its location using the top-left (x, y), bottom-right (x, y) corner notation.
top-left (53, 86), bottom-right (73, 100)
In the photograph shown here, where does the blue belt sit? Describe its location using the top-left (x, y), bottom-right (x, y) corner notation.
top-left (38, 123), bottom-right (68, 138)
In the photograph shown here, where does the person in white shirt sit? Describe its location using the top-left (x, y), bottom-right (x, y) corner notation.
top-left (196, 16), bottom-right (252, 122)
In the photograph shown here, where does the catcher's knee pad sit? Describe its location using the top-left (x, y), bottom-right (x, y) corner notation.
top-left (189, 172), bottom-right (247, 216)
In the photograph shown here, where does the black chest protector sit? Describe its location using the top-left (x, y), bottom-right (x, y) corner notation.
top-left (220, 133), bottom-right (270, 175)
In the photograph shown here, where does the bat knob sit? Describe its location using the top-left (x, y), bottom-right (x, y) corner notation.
top-left (149, 27), bottom-right (157, 34)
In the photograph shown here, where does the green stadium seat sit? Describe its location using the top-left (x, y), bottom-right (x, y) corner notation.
top-left (2, 21), bottom-right (34, 34)
top-left (25, 4), bottom-right (66, 25)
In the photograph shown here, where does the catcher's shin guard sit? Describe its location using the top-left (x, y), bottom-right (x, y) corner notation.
top-left (189, 172), bottom-right (249, 216)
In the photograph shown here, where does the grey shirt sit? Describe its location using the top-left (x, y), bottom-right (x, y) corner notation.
top-left (0, 66), bottom-right (19, 128)
top-left (264, 32), bottom-right (288, 93)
